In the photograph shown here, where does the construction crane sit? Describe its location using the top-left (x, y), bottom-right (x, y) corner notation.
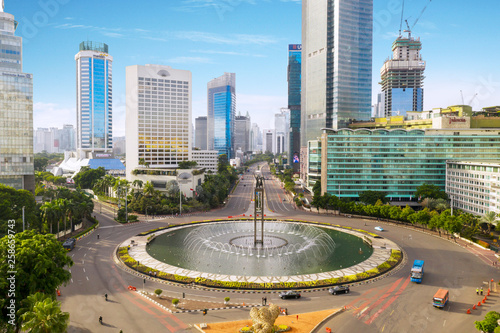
top-left (468, 93), bottom-right (478, 106)
top-left (403, 0), bottom-right (433, 38)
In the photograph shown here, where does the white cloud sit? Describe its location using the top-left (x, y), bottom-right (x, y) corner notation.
top-left (34, 102), bottom-right (75, 129)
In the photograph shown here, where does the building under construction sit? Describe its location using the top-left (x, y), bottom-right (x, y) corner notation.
top-left (380, 35), bottom-right (426, 117)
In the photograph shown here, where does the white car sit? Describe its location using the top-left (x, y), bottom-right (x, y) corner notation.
top-left (374, 226), bottom-right (384, 232)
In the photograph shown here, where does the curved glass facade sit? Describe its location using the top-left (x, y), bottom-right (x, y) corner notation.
top-left (319, 128), bottom-right (500, 199)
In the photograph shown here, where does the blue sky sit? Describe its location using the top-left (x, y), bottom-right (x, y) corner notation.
top-left (9, 0), bottom-right (500, 136)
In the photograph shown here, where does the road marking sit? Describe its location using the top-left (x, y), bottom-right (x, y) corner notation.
top-left (69, 269), bottom-right (71, 273)
top-left (82, 260), bottom-right (85, 265)
top-left (71, 278), bottom-right (73, 283)
top-left (71, 254), bottom-right (74, 258)
top-left (364, 276), bottom-right (411, 325)
top-left (390, 309), bottom-right (394, 316)
top-left (84, 253), bottom-right (86, 257)
top-left (86, 276), bottom-right (89, 281)
top-left (83, 268), bottom-right (86, 273)
top-left (381, 324), bottom-right (385, 332)
top-left (443, 320), bottom-right (446, 327)
top-left (358, 277), bottom-right (404, 320)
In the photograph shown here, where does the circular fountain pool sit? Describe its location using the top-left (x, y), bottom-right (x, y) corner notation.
top-left (146, 221), bottom-right (373, 277)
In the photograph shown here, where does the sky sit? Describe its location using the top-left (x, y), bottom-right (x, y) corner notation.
top-left (8, 0), bottom-right (500, 137)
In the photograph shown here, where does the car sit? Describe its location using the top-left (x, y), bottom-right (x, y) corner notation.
top-left (279, 290), bottom-right (301, 299)
top-left (329, 285), bottom-right (350, 295)
top-left (374, 226), bottom-right (384, 232)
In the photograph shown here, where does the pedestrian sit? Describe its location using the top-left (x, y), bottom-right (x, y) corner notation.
top-left (97, 234), bottom-right (100, 239)
top-left (481, 287), bottom-right (484, 295)
top-left (264, 297), bottom-right (267, 305)
top-left (296, 314), bottom-right (299, 321)
top-left (476, 287), bottom-right (479, 295)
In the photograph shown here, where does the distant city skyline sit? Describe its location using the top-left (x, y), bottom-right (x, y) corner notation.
top-left (8, 0), bottom-right (500, 136)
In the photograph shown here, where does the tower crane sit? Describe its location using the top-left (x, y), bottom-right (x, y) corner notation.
top-left (402, 0), bottom-right (433, 38)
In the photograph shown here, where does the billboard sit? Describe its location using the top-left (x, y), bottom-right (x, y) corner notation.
top-left (293, 153), bottom-right (299, 163)
top-left (289, 44), bottom-right (302, 51)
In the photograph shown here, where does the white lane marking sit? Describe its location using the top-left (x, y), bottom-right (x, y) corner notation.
top-left (82, 260), bottom-right (85, 265)
top-left (84, 253), bottom-right (86, 257)
top-left (71, 278), bottom-right (73, 283)
top-left (83, 268), bottom-right (86, 273)
top-left (443, 320), bottom-right (446, 327)
top-left (86, 276), bottom-right (89, 281)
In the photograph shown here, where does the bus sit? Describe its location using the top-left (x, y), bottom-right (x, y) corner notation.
top-left (63, 238), bottom-right (76, 251)
top-left (410, 259), bottom-right (424, 283)
top-left (432, 289), bottom-right (449, 308)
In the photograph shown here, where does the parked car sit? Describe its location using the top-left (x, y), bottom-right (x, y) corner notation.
top-left (279, 291), bottom-right (301, 299)
top-left (374, 226), bottom-right (384, 232)
top-left (329, 285), bottom-right (350, 295)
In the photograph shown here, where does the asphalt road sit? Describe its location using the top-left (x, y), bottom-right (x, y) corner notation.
top-left (60, 165), bottom-right (500, 332)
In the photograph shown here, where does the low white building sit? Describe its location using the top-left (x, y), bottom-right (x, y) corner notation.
top-left (446, 160), bottom-right (500, 215)
top-left (191, 150), bottom-right (218, 173)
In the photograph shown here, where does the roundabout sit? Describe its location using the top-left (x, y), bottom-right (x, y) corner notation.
top-left (118, 219), bottom-right (402, 288)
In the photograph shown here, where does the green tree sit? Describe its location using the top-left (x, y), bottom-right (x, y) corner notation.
top-left (19, 292), bottom-right (69, 333)
top-left (480, 211), bottom-right (499, 235)
top-left (414, 184), bottom-right (448, 201)
top-left (0, 231), bottom-right (73, 330)
top-left (358, 190), bottom-right (388, 205)
top-left (0, 184), bottom-right (39, 237)
top-left (143, 181), bottom-right (155, 197)
top-left (408, 208), bottom-right (432, 227)
top-left (389, 206), bottom-right (402, 220)
top-left (400, 205), bottom-right (415, 222)
top-left (73, 166), bottom-right (106, 189)
top-left (34, 157), bottom-right (50, 172)
top-left (40, 201), bottom-right (61, 234)
top-left (475, 311), bottom-right (500, 332)
top-left (178, 160), bottom-right (198, 169)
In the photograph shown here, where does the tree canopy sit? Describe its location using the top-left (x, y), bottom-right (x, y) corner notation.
top-left (73, 166), bottom-right (106, 189)
top-left (0, 184), bottom-right (38, 237)
top-left (414, 184), bottom-right (448, 201)
top-left (359, 190), bottom-right (388, 205)
top-left (0, 230), bottom-right (73, 330)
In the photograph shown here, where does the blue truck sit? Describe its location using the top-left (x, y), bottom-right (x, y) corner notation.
top-left (410, 259), bottom-right (424, 283)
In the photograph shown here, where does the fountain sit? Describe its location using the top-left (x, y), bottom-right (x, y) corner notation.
top-left (145, 175), bottom-right (374, 277)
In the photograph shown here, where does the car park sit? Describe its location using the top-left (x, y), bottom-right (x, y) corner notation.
top-left (279, 290), bottom-right (301, 299)
top-left (329, 285), bottom-right (350, 295)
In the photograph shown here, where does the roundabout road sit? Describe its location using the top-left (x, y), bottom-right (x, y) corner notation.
top-left (60, 164), bottom-right (500, 332)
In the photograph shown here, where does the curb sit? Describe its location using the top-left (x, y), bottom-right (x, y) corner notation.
top-left (309, 308), bottom-right (345, 333)
top-left (136, 290), bottom-right (258, 314)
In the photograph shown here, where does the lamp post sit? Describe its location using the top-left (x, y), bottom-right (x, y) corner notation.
top-left (22, 206), bottom-right (25, 231)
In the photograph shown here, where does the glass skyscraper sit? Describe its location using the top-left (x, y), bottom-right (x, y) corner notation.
top-left (75, 41), bottom-right (113, 158)
top-left (0, 9), bottom-right (34, 192)
top-left (288, 44), bottom-right (301, 171)
top-left (301, 0), bottom-right (373, 143)
top-left (207, 73), bottom-right (236, 159)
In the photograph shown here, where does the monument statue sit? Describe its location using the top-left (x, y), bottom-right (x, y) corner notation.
top-left (249, 304), bottom-right (280, 333)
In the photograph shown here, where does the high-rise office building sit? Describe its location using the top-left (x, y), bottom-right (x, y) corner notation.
top-left (250, 123), bottom-right (262, 152)
top-left (0, 6), bottom-right (34, 192)
top-left (126, 64), bottom-right (192, 178)
top-left (275, 108), bottom-right (290, 155)
top-left (195, 116), bottom-right (208, 150)
top-left (380, 35), bottom-right (425, 117)
top-left (234, 111), bottom-right (251, 153)
top-left (207, 73), bottom-right (236, 158)
top-left (301, 0), bottom-right (373, 151)
top-left (75, 41), bottom-right (113, 158)
top-left (262, 129), bottom-right (275, 154)
top-left (288, 44), bottom-right (302, 172)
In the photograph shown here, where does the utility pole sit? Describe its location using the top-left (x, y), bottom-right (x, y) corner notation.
top-left (22, 206), bottom-right (25, 231)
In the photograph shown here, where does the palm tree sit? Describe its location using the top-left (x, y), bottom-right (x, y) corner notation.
top-left (20, 293), bottom-right (69, 333)
top-left (132, 179), bottom-right (144, 189)
top-left (54, 198), bottom-right (69, 237)
top-left (144, 181), bottom-right (155, 197)
top-left (480, 211), bottom-right (499, 234)
top-left (40, 201), bottom-right (60, 234)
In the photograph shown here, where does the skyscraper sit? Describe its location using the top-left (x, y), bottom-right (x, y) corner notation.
top-left (301, 0), bottom-right (373, 179)
top-left (234, 111), bottom-right (251, 153)
top-left (207, 73), bottom-right (236, 159)
top-left (288, 44), bottom-right (301, 172)
top-left (275, 108), bottom-right (290, 155)
top-left (195, 116), bottom-right (208, 150)
top-left (0, 6), bottom-right (34, 192)
top-left (126, 64), bottom-right (192, 177)
top-left (380, 35), bottom-right (425, 117)
top-left (75, 41), bottom-right (113, 158)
